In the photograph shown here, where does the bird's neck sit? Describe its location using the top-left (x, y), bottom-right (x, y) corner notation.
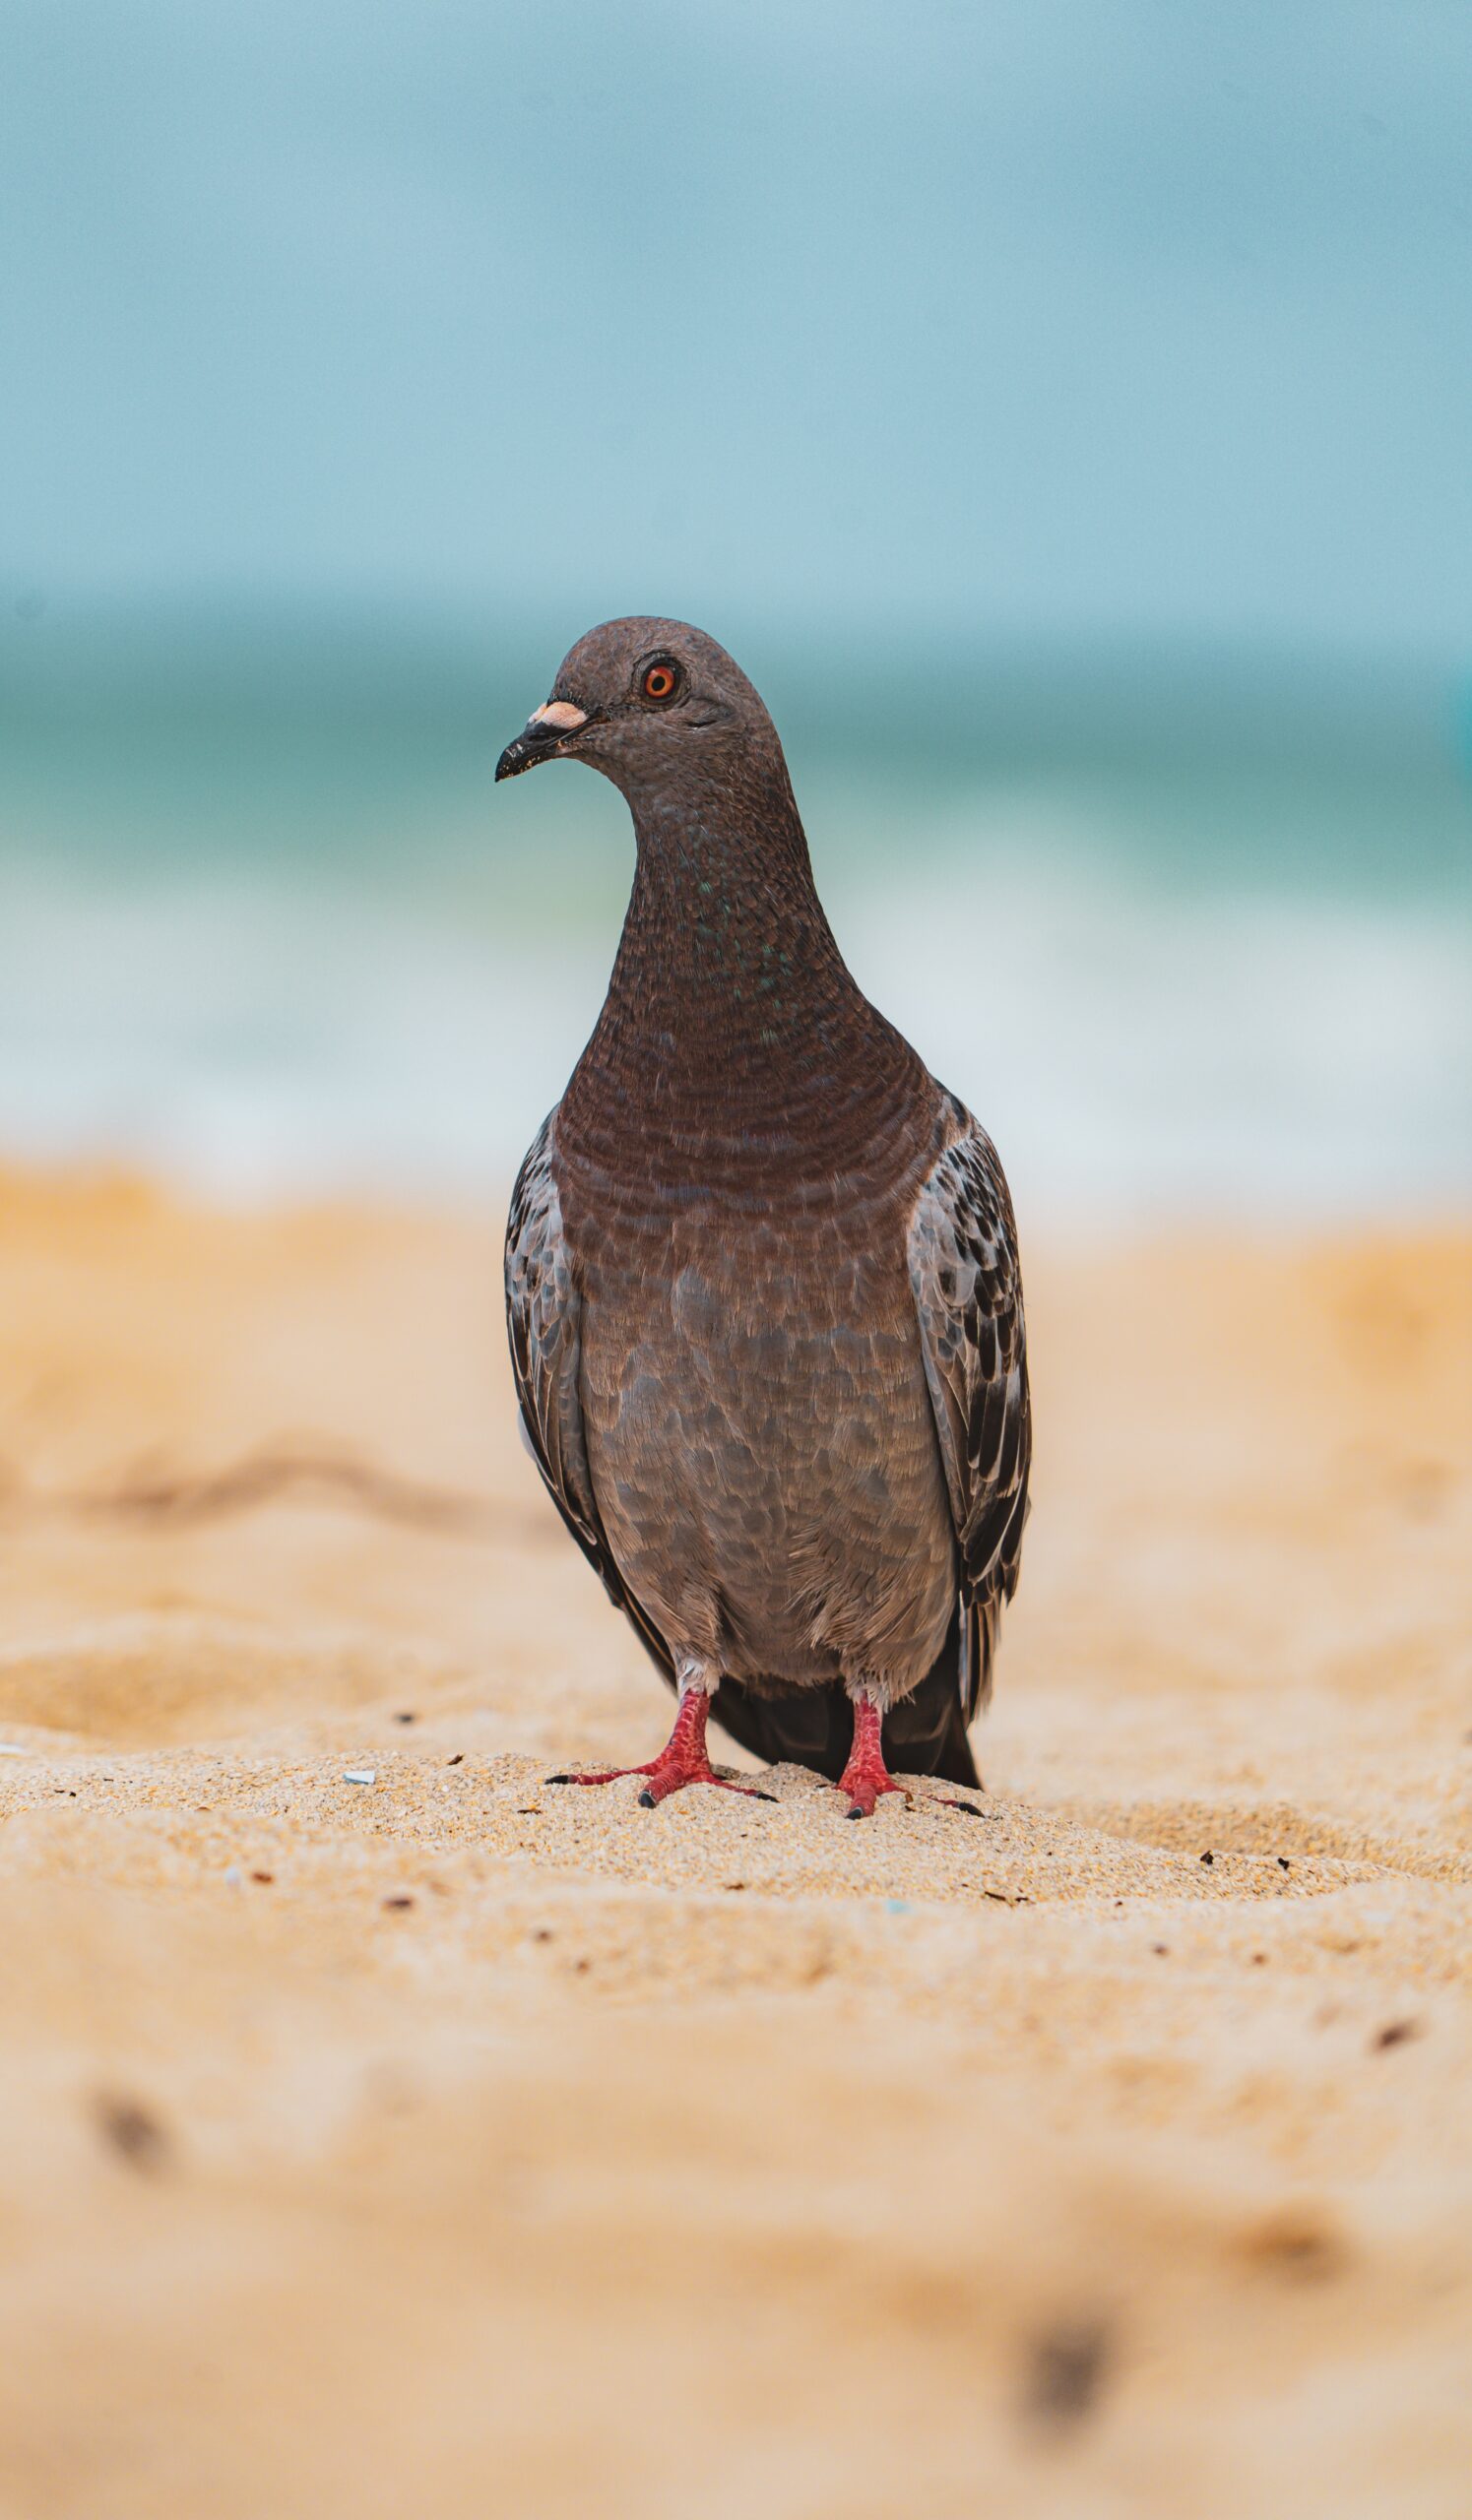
top-left (557, 779), bottom-right (928, 1188)
top-left (613, 784), bottom-right (848, 1046)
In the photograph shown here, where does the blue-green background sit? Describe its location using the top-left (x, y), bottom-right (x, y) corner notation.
top-left (2, 2), bottom-right (1467, 1215)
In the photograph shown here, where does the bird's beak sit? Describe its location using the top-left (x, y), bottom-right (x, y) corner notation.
top-left (495, 698), bottom-right (589, 782)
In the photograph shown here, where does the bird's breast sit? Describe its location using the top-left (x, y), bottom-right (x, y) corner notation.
top-left (555, 1144), bottom-right (956, 1687)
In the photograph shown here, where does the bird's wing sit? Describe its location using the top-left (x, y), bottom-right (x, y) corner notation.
top-left (504, 1115), bottom-right (674, 1682)
top-left (907, 1106), bottom-right (1032, 1718)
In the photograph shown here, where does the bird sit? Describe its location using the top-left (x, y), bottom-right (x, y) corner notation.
top-left (496, 618), bottom-right (1030, 1818)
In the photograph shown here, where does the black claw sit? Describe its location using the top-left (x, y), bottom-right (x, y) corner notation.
top-left (846, 1804), bottom-right (865, 1820)
top-left (949, 1799), bottom-right (983, 1818)
top-left (546, 1773), bottom-right (574, 1786)
top-left (748, 1789), bottom-right (779, 1803)
top-left (637, 1788), bottom-right (657, 1808)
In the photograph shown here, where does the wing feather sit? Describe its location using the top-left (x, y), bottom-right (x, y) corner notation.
top-left (504, 1115), bottom-right (674, 1683)
top-left (907, 1108), bottom-right (1031, 1718)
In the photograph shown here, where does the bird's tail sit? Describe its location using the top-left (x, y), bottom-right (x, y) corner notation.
top-left (709, 1606), bottom-right (979, 1789)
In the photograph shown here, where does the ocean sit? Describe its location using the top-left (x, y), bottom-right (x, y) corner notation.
top-left (1, 603), bottom-right (1467, 1224)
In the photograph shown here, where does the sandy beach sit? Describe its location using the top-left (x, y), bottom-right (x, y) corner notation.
top-left (0, 1166), bottom-right (1467, 2518)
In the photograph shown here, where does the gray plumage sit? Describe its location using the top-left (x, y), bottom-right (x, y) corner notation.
top-left (499, 617), bottom-right (1029, 1803)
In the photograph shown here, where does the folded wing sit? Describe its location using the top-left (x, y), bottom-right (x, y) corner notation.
top-left (504, 1115), bottom-right (674, 1681)
top-left (907, 1108), bottom-right (1032, 1719)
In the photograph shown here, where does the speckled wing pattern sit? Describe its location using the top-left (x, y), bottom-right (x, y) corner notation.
top-left (504, 1114), bottom-right (674, 1683)
top-left (907, 1108), bottom-right (1032, 1719)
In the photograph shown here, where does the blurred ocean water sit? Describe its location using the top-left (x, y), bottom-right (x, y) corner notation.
top-left (1, 606), bottom-right (1467, 1225)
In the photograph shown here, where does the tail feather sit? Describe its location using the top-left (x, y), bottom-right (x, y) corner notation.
top-left (709, 1606), bottom-right (979, 1789)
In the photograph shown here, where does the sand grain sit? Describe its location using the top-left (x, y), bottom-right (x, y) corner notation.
top-left (0, 1171), bottom-right (1467, 2517)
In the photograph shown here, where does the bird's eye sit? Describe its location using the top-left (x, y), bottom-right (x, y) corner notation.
top-left (641, 660), bottom-right (679, 703)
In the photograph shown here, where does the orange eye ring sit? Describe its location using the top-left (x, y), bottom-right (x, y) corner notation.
top-left (641, 661), bottom-right (678, 703)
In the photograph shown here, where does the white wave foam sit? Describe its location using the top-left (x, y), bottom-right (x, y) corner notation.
top-left (0, 847), bottom-right (1465, 1221)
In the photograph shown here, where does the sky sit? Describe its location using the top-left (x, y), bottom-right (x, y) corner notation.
top-left (2, 0), bottom-right (1470, 656)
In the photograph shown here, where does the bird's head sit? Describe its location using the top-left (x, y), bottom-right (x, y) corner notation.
top-left (494, 616), bottom-right (786, 807)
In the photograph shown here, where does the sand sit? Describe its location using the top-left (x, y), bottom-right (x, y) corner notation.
top-left (0, 1167), bottom-right (1467, 2519)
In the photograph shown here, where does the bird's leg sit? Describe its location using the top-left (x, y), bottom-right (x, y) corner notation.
top-left (548, 1664), bottom-right (776, 1807)
top-left (835, 1691), bottom-right (903, 1820)
top-left (836, 1688), bottom-right (984, 1821)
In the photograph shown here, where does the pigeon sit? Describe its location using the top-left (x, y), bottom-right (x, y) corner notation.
top-left (497, 619), bottom-right (1030, 1817)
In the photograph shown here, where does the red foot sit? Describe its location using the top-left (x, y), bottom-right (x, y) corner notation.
top-left (834, 1697), bottom-right (984, 1821)
top-left (835, 1696), bottom-right (902, 1818)
top-left (548, 1689), bottom-right (775, 1807)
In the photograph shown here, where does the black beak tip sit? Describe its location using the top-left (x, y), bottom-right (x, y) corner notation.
top-left (494, 743), bottom-right (526, 784)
